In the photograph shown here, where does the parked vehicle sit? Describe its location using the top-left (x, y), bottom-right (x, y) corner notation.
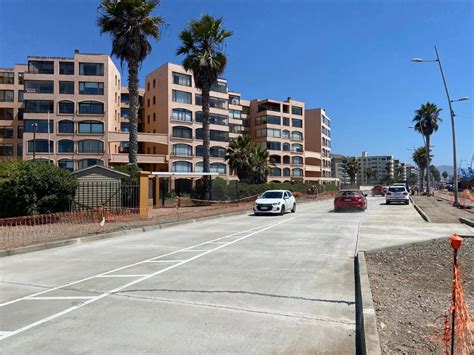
top-left (371, 185), bottom-right (385, 196)
top-left (385, 185), bottom-right (410, 205)
top-left (334, 189), bottom-right (367, 212)
top-left (254, 190), bottom-right (296, 215)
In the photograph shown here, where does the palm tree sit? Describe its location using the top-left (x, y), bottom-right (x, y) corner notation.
top-left (98, 0), bottom-right (164, 166)
top-left (442, 171), bottom-right (449, 181)
top-left (248, 144), bottom-right (270, 184)
top-left (413, 102), bottom-right (442, 195)
top-left (177, 14), bottom-right (232, 193)
top-left (365, 167), bottom-right (374, 185)
top-left (343, 157), bottom-right (360, 186)
top-left (412, 146), bottom-right (429, 192)
top-left (225, 135), bottom-right (252, 182)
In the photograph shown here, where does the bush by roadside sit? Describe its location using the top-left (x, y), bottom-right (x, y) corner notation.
top-left (0, 160), bottom-right (78, 218)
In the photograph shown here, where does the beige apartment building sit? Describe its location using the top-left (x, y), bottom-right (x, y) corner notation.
top-left (142, 63), bottom-right (248, 181)
top-left (0, 64), bottom-right (27, 160)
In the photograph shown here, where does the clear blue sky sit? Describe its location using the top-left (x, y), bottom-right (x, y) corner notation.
top-left (1, 0), bottom-right (472, 167)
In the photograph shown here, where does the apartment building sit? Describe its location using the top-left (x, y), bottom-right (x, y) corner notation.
top-left (357, 152), bottom-right (407, 184)
top-left (331, 154), bottom-right (351, 185)
top-left (142, 62), bottom-right (249, 179)
top-left (0, 64), bottom-right (27, 160)
top-left (247, 98), bottom-right (305, 181)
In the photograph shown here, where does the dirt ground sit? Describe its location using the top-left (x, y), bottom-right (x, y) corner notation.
top-left (411, 195), bottom-right (473, 224)
top-left (366, 237), bottom-right (473, 354)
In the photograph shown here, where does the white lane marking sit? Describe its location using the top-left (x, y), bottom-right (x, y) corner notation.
top-left (0, 217), bottom-right (295, 341)
top-left (25, 297), bottom-right (95, 300)
top-left (96, 275), bottom-right (150, 278)
top-left (181, 249), bottom-right (207, 252)
top-left (0, 331), bottom-right (12, 339)
top-left (0, 224), bottom-right (266, 308)
top-left (142, 260), bottom-right (185, 263)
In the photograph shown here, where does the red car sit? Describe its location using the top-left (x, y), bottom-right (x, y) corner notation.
top-left (371, 185), bottom-right (385, 196)
top-left (334, 189), bottom-right (367, 212)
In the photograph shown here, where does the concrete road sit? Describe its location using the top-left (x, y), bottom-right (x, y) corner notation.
top-left (0, 197), bottom-right (471, 354)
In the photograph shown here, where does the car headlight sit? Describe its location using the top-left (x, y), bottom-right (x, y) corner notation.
top-left (272, 202), bottom-right (281, 206)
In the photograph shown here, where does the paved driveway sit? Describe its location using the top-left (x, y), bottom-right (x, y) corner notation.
top-left (0, 197), bottom-right (471, 353)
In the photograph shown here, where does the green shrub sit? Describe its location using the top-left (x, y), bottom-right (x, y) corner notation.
top-left (0, 160), bottom-right (78, 218)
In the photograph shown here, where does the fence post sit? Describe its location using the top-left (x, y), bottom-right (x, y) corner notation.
top-left (154, 176), bottom-right (160, 209)
top-left (139, 171), bottom-right (150, 218)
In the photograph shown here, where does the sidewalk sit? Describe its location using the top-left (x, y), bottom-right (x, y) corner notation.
top-left (411, 195), bottom-right (473, 224)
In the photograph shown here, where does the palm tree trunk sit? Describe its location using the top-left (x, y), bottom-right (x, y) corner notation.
top-left (425, 135), bottom-right (431, 196)
top-left (128, 60), bottom-right (139, 166)
top-left (201, 85), bottom-right (211, 196)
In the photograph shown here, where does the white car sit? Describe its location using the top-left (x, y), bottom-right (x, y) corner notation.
top-left (254, 190), bottom-right (296, 215)
top-left (386, 185), bottom-right (410, 205)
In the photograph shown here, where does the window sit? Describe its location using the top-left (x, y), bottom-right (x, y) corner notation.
top-left (0, 108), bottom-right (13, 120)
top-left (78, 159), bottom-right (103, 169)
top-left (121, 93), bottom-right (129, 103)
top-left (229, 109), bottom-right (241, 119)
top-left (270, 167), bottom-right (281, 176)
top-left (172, 108), bottom-right (192, 122)
top-left (0, 72), bottom-right (14, 84)
top-left (292, 156), bottom-right (303, 165)
top-left (28, 61), bottom-right (54, 74)
top-left (25, 100), bottom-right (54, 113)
top-left (0, 90), bottom-right (14, 102)
top-left (17, 143), bottom-right (23, 156)
top-left (78, 121), bottom-right (104, 134)
top-left (268, 128), bottom-right (281, 138)
top-left (78, 101), bottom-right (104, 114)
top-left (172, 90), bottom-right (192, 104)
top-left (292, 143), bottom-right (303, 152)
top-left (28, 139), bottom-right (53, 153)
top-left (291, 106), bottom-right (303, 115)
top-left (153, 79), bottom-right (156, 88)
top-left (120, 122), bottom-right (129, 132)
top-left (292, 119), bottom-right (302, 128)
top-left (210, 146), bottom-right (226, 158)
top-left (229, 95), bottom-right (240, 105)
top-left (292, 131), bottom-right (303, 141)
top-left (58, 120), bottom-right (74, 134)
top-left (152, 96), bottom-right (156, 105)
top-left (172, 144), bottom-right (192, 156)
top-left (24, 120), bottom-right (54, 133)
top-left (283, 117), bottom-right (290, 126)
top-left (196, 129), bottom-right (229, 142)
top-left (172, 72), bottom-right (192, 87)
top-left (58, 101), bottom-right (74, 114)
top-left (210, 81), bottom-right (227, 93)
top-left (229, 124), bottom-right (244, 133)
top-left (293, 168), bottom-right (303, 177)
top-left (25, 80), bottom-right (54, 94)
top-left (18, 90), bottom-right (25, 102)
top-left (58, 139), bottom-right (74, 153)
top-left (120, 108), bottom-right (129, 119)
top-left (78, 140), bottom-right (104, 153)
top-left (266, 141), bottom-right (281, 151)
top-left (195, 95), bottom-right (228, 110)
top-left (79, 82), bottom-right (104, 95)
top-left (79, 63), bottom-right (104, 76)
top-left (0, 144), bottom-right (13, 156)
top-left (18, 108), bottom-right (25, 120)
top-left (283, 168), bottom-right (291, 176)
top-left (172, 126), bottom-right (192, 139)
top-left (210, 163), bottom-right (226, 174)
top-left (58, 159), bottom-right (74, 172)
top-left (172, 161), bottom-right (192, 173)
top-left (196, 112), bottom-right (228, 125)
top-left (0, 127), bottom-right (14, 138)
top-left (255, 115), bottom-right (281, 126)
top-left (282, 130), bottom-right (290, 139)
top-left (17, 127), bottom-right (23, 138)
top-left (18, 72), bottom-right (24, 85)
top-left (283, 143), bottom-right (290, 152)
top-left (59, 62), bottom-right (74, 75)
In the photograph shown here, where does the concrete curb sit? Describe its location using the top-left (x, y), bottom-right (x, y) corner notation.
top-left (355, 251), bottom-right (382, 355)
top-left (459, 217), bottom-right (474, 228)
top-left (410, 197), bottom-right (431, 223)
top-left (0, 197), bottom-right (333, 258)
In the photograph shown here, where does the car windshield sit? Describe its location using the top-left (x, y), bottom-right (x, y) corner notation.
top-left (338, 191), bottom-right (361, 196)
top-left (261, 191), bottom-right (283, 199)
top-left (389, 187), bottom-right (405, 192)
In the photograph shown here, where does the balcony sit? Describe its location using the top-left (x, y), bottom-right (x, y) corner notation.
top-left (109, 153), bottom-right (166, 164)
top-left (257, 102), bottom-right (281, 113)
top-left (108, 132), bottom-right (168, 145)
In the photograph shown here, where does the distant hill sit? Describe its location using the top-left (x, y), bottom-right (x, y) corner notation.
top-left (437, 165), bottom-right (453, 176)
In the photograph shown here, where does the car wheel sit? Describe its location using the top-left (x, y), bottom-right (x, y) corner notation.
top-left (254, 212), bottom-right (260, 216)
top-left (334, 207), bottom-right (339, 212)
top-left (291, 203), bottom-right (296, 213)
top-left (280, 205), bottom-right (285, 215)
top-left (386, 201), bottom-right (390, 205)
top-left (405, 201), bottom-right (409, 205)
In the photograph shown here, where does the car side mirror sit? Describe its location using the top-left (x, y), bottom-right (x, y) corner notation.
top-left (364, 194), bottom-right (368, 197)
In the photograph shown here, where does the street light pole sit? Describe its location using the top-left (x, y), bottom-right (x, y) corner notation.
top-left (434, 46), bottom-right (460, 206)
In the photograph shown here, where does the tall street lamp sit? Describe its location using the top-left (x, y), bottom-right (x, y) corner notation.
top-left (411, 46), bottom-right (470, 206)
top-left (32, 123), bottom-right (38, 162)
